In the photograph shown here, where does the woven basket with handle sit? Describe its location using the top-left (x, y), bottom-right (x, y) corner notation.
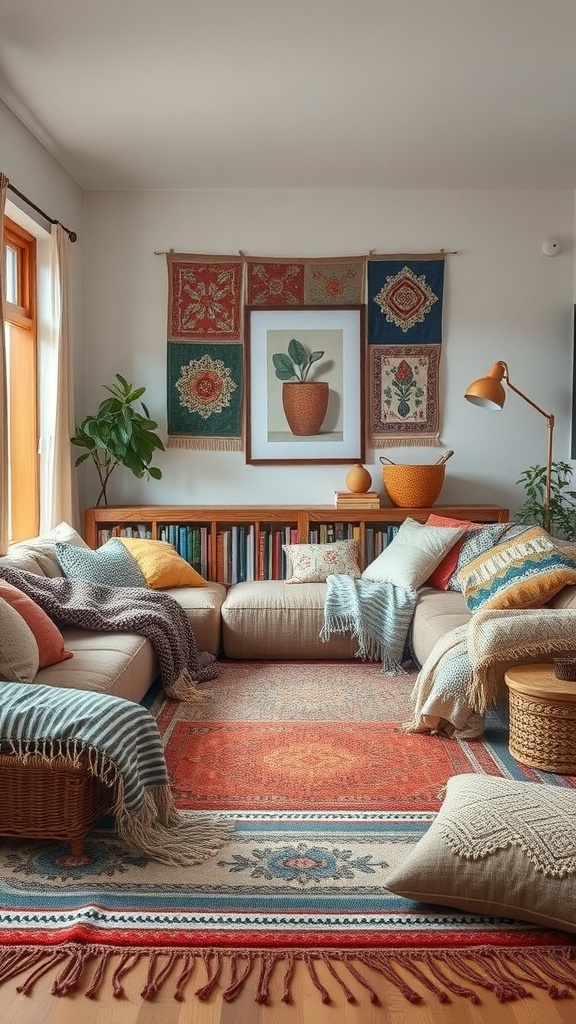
top-left (381, 462), bottom-right (445, 508)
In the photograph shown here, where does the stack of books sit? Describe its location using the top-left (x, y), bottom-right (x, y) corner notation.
top-left (333, 490), bottom-right (381, 509)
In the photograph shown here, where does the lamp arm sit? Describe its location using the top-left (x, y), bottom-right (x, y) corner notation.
top-left (503, 376), bottom-right (555, 427)
top-left (502, 366), bottom-right (555, 532)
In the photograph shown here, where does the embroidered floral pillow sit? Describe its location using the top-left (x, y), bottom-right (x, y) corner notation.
top-left (283, 540), bottom-right (361, 583)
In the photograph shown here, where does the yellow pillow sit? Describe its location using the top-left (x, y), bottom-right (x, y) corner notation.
top-left (118, 537), bottom-right (207, 589)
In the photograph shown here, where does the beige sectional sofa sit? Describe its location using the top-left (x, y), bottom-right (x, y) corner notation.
top-left (4, 523), bottom-right (576, 707)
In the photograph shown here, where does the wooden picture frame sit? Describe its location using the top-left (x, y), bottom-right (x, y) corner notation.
top-left (246, 305), bottom-right (365, 465)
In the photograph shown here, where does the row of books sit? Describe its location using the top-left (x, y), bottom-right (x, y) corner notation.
top-left (98, 524), bottom-right (153, 541)
top-left (96, 521), bottom-right (400, 581)
top-left (365, 525), bottom-right (399, 565)
top-left (218, 525), bottom-right (299, 583)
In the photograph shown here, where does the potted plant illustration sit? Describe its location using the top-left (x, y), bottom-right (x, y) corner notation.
top-left (272, 338), bottom-right (329, 435)
top-left (71, 374), bottom-right (165, 506)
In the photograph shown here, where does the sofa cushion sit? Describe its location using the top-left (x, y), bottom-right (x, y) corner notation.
top-left (386, 773), bottom-right (576, 934)
top-left (409, 586), bottom-right (471, 667)
top-left (0, 580), bottom-right (72, 669)
top-left (222, 580), bottom-right (356, 659)
top-left (456, 527), bottom-right (576, 611)
top-left (0, 600), bottom-right (39, 682)
top-left (56, 538), bottom-right (147, 588)
top-left (118, 537), bottom-right (207, 588)
top-left (362, 518), bottom-right (466, 590)
top-left (162, 582), bottom-right (226, 655)
top-left (283, 540), bottom-right (361, 583)
top-left (35, 628), bottom-right (156, 703)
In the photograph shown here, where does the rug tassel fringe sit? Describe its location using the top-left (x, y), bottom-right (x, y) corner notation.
top-left (3, 945), bottom-right (576, 1005)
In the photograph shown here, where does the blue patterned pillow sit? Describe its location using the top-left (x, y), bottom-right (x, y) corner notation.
top-left (456, 527), bottom-right (576, 611)
top-left (447, 524), bottom-right (509, 591)
top-left (55, 538), bottom-right (147, 588)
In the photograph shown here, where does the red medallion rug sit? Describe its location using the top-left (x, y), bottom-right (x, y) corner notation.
top-left (1, 659), bottom-right (576, 1009)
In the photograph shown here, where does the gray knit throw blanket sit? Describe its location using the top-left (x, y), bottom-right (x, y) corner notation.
top-left (320, 574), bottom-right (417, 673)
top-left (0, 566), bottom-right (219, 700)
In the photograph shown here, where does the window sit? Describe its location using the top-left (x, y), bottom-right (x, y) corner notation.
top-left (3, 217), bottom-right (38, 542)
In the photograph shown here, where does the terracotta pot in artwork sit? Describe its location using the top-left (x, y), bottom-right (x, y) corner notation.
top-left (282, 381), bottom-right (329, 436)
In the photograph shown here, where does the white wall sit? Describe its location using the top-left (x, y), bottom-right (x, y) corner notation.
top-left (82, 188), bottom-right (574, 518)
top-left (0, 99), bottom-right (85, 415)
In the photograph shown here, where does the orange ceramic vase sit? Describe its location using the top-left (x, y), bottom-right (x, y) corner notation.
top-left (345, 464), bottom-right (372, 493)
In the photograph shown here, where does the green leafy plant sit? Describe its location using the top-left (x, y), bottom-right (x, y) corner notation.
top-left (71, 374), bottom-right (165, 507)
top-left (515, 461), bottom-right (576, 540)
top-left (272, 338), bottom-right (325, 382)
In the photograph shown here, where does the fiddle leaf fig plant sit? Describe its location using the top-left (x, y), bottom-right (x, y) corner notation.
top-left (515, 461), bottom-right (576, 540)
top-left (272, 337), bottom-right (325, 381)
top-left (71, 374), bottom-right (165, 507)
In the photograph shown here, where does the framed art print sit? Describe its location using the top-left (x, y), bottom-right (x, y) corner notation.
top-left (246, 305), bottom-right (365, 465)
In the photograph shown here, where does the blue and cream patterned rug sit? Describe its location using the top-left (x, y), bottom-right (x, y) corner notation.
top-left (0, 659), bottom-right (575, 1007)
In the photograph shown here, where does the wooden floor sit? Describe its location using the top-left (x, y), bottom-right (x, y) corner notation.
top-left (0, 957), bottom-right (574, 1024)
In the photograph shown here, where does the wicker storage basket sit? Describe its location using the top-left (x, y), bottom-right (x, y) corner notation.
top-left (381, 463), bottom-right (445, 508)
top-left (0, 753), bottom-right (114, 856)
top-left (507, 690), bottom-right (576, 774)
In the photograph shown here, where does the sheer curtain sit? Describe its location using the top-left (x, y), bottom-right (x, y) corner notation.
top-left (39, 223), bottom-right (79, 532)
top-left (0, 174), bottom-right (8, 555)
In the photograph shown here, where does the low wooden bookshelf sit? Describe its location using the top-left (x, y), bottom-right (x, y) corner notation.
top-left (84, 504), bottom-right (509, 585)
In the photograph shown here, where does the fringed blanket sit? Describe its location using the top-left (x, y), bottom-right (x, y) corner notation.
top-left (408, 607), bottom-right (576, 738)
top-left (0, 682), bottom-right (232, 864)
top-left (320, 574), bottom-right (417, 673)
top-left (0, 566), bottom-right (219, 700)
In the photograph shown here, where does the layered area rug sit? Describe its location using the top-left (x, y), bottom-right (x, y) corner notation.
top-left (1, 659), bottom-right (576, 1008)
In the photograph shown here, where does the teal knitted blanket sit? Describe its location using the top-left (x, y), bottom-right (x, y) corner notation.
top-left (320, 575), bottom-right (417, 673)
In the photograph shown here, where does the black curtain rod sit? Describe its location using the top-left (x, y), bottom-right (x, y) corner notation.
top-left (7, 183), bottom-right (77, 242)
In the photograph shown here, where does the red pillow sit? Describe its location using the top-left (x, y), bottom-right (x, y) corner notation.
top-left (425, 514), bottom-right (482, 590)
top-left (0, 580), bottom-right (73, 669)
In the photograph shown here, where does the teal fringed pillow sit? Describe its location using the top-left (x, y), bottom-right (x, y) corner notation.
top-left (56, 538), bottom-right (147, 588)
top-left (456, 527), bottom-right (576, 611)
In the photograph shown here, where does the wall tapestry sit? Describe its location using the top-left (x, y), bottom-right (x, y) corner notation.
top-left (166, 253), bottom-right (244, 450)
top-left (246, 255), bottom-right (366, 306)
top-left (367, 253), bottom-right (445, 448)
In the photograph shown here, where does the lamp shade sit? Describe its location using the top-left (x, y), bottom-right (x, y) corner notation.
top-left (464, 361), bottom-right (507, 410)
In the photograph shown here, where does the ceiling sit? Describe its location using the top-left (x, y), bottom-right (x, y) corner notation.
top-left (1, 0), bottom-right (576, 192)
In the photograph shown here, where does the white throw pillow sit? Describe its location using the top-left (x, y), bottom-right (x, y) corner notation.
top-left (361, 518), bottom-right (466, 590)
top-left (8, 521), bottom-right (89, 578)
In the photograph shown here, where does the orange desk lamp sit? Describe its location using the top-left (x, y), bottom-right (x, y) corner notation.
top-left (464, 360), bottom-right (555, 532)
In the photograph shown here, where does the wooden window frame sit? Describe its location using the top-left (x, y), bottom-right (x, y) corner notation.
top-left (3, 217), bottom-right (39, 541)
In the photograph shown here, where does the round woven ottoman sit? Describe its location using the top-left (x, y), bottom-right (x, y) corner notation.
top-left (504, 663), bottom-right (576, 775)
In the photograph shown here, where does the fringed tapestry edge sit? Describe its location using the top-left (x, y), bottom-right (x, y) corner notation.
top-left (369, 436), bottom-right (442, 448)
top-left (166, 436), bottom-right (243, 452)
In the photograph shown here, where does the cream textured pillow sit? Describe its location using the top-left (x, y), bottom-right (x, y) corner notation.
top-left (386, 774), bottom-right (576, 933)
top-left (9, 521), bottom-right (89, 578)
top-left (0, 600), bottom-right (40, 682)
top-left (283, 539), bottom-right (361, 583)
top-left (362, 518), bottom-right (466, 590)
